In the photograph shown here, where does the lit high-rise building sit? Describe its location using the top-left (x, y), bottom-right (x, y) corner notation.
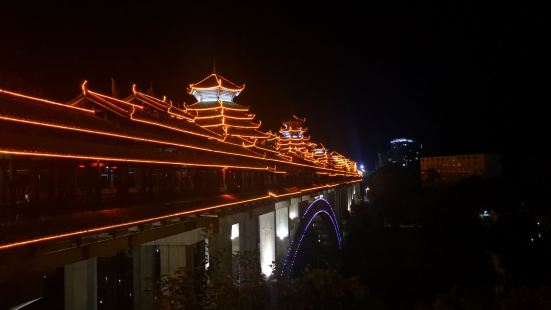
top-left (377, 138), bottom-right (421, 169)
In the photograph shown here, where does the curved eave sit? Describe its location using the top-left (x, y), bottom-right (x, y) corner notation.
top-left (186, 101), bottom-right (250, 111)
top-left (187, 74), bottom-right (245, 94)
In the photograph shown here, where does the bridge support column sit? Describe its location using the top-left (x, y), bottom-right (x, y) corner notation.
top-left (230, 222), bottom-right (240, 281)
top-left (327, 188), bottom-right (336, 206)
top-left (289, 198), bottom-right (300, 238)
top-left (132, 245), bottom-right (156, 310)
top-left (64, 257), bottom-right (97, 310)
top-left (275, 201), bottom-right (290, 264)
top-left (145, 228), bottom-right (206, 276)
top-left (258, 211), bottom-right (275, 277)
top-left (353, 183), bottom-right (360, 203)
top-left (242, 212), bottom-right (257, 253)
top-left (160, 245), bottom-right (187, 276)
top-left (347, 186), bottom-right (354, 212)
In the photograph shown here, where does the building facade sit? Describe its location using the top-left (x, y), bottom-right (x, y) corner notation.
top-left (420, 153), bottom-right (501, 184)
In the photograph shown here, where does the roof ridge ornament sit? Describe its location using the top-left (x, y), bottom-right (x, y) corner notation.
top-left (81, 80), bottom-right (88, 95)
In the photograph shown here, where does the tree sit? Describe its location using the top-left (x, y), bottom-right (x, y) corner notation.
top-left (151, 250), bottom-right (379, 309)
top-left (151, 250), bottom-right (267, 310)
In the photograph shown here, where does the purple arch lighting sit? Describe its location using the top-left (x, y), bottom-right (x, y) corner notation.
top-left (282, 198), bottom-right (342, 275)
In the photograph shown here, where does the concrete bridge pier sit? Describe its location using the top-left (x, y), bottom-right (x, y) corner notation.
top-left (289, 197), bottom-right (301, 241)
top-left (130, 228), bottom-right (207, 309)
top-left (64, 257), bottom-right (97, 310)
top-left (145, 228), bottom-right (207, 276)
top-left (275, 200), bottom-right (290, 265)
top-left (132, 245), bottom-right (156, 310)
top-left (258, 211), bottom-right (275, 276)
top-left (212, 211), bottom-right (247, 280)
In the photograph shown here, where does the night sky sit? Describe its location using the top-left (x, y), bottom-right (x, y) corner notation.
top-left (0, 2), bottom-right (546, 173)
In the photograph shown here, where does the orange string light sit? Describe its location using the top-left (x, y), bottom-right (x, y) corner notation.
top-left (0, 89), bottom-right (95, 114)
top-left (0, 149), bottom-right (278, 171)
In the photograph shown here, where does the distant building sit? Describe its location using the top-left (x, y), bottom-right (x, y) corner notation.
top-left (377, 138), bottom-right (421, 169)
top-left (420, 153), bottom-right (501, 184)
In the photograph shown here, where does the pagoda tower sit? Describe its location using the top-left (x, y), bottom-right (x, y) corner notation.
top-left (185, 74), bottom-right (269, 140)
top-left (276, 116), bottom-right (316, 154)
top-left (313, 144), bottom-right (329, 167)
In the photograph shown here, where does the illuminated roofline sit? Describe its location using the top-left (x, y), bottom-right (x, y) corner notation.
top-left (130, 90), bottom-right (195, 122)
top-left (0, 88), bottom-right (95, 114)
top-left (187, 73), bottom-right (245, 94)
top-left (88, 90), bottom-right (144, 110)
top-left (0, 114), bottom-right (357, 175)
top-left (1, 85), bottom-right (358, 175)
top-left (185, 104), bottom-right (250, 112)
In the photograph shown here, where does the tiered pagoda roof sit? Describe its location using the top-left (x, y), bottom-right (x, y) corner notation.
top-left (276, 116), bottom-right (316, 153)
top-left (313, 144), bottom-right (329, 167)
top-left (185, 74), bottom-right (270, 140)
top-left (328, 151), bottom-right (357, 173)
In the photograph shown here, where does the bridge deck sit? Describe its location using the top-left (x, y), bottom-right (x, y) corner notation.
top-left (0, 181), bottom-right (358, 252)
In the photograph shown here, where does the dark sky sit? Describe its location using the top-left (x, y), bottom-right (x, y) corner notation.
top-left (0, 1), bottom-right (546, 172)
